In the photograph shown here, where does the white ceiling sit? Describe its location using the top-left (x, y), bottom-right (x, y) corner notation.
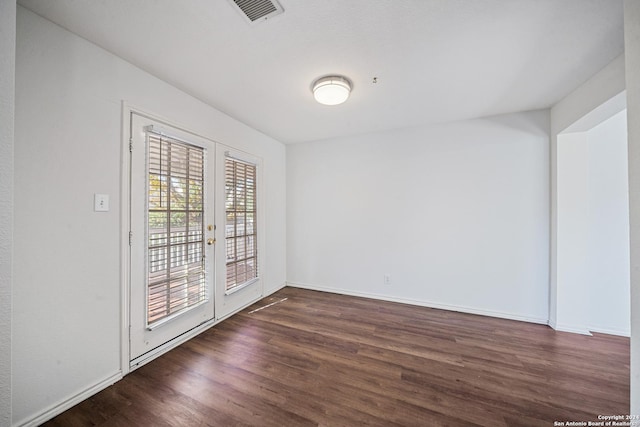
top-left (18, 0), bottom-right (624, 144)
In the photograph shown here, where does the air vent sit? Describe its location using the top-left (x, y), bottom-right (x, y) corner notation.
top-left (230, 0), bottom-right (284, 24)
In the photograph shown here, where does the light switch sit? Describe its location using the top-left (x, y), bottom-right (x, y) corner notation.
top-left (94, 194), bottom-right (109, 212)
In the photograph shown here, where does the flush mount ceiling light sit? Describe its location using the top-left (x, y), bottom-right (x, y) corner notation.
top-left (312, 76), bottom-right (352, 106)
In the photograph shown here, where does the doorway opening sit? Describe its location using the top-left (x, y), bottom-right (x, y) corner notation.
top-left (555, 92), bottom-right (630, 336)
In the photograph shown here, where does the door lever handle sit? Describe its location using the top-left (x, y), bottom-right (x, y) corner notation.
top-left (207, 238), bottom-right (216, 245)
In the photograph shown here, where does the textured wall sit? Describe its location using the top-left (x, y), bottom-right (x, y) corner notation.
top-left (624, 0), bottom-right (640, 416)
top-left (0, 0), bottom-right (15, 425)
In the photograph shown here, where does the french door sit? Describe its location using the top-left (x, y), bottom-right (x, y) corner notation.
top-left (129, 113), bottom-right (216, 361)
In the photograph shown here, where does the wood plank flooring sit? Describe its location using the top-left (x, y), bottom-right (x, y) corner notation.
top-left (43, 287), bottom-right (630, 426)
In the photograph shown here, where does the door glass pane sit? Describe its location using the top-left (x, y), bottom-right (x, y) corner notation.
top-left (225, 157), bottom-right (257, 292)
top-left (147, 134), bottom-right (207, 325)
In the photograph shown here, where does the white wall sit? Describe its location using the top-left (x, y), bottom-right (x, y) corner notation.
top-left (556, 132), bottom-right (590, 332)
top-left (586, 111), bottom-right (630, 334)
top-left (557, 111), bottom-right (630, 335)
top-left (13, 7), bottom-right (286, 426)
top-left (550, 54), bottom-right (626, 329)
top-left (287, 110), bottom-right (550, 323)
top-left (0, 0), bottom-right (16, 426)
top-left (624, 0), bottom-right (640, 415)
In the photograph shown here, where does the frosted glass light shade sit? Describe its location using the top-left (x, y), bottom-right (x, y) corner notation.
top-left (312, 76), bottom-right (351, 105)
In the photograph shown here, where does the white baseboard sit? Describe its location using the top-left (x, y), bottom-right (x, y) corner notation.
top-left (549, 323), bottom-right (593, 336)
top-left (263, 282), bottom-right (287, 298)
top-left (286, 281), bottom-right (549, 326)
top-left (15, 371), bottom-right (123, 427)
top-left (587, 325), bottom-right (630, 337)
top-left (549, 319), bottom-right (630, 337)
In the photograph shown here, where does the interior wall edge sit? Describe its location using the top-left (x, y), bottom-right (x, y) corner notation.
top-left (548, 52), bottom-right (627, 335)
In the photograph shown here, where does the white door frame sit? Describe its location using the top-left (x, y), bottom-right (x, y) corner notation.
top-left (129, 112), bottom-right (216, 362)
top-left (120, 103), bottom-right (219, 372)
top-left (119, 103), bottom-right (266, 373)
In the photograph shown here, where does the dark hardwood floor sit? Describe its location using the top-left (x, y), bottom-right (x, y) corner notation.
top-left (43, 287), bottom-right (630, 426)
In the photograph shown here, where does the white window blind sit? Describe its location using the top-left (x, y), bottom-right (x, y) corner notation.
top-left (147, 133), bottom-right (207, 325)
top-left (225, 155), bottom-right (258, 293)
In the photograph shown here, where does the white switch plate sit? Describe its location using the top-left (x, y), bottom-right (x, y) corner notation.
top-left (94, 194), bottom-right (109, 212)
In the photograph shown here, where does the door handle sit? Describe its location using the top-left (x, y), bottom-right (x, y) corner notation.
top-left (207, 238), bottom-right (216, 245)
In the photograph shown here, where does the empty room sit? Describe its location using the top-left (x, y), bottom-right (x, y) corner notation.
top-left (2, 0), bottom-right (640, 426)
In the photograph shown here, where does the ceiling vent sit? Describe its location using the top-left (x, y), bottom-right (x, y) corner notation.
top-left (229, 0), bottom-right (284, 24)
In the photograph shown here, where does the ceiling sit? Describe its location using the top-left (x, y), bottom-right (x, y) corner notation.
top-left (18, 0), bottom-right (624, 144)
